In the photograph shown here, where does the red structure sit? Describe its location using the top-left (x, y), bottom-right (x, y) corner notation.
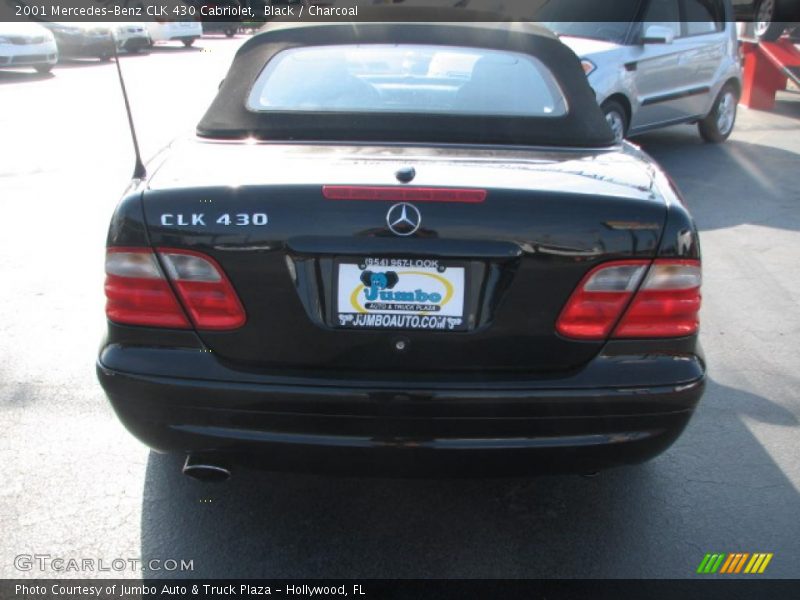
top-left (740, 38), bottom-right (800, 110)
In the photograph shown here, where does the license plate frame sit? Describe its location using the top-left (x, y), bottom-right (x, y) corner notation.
top-left (334, 257), bottom-right (468, 332)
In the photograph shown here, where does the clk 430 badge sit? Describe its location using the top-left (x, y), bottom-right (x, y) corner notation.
top-left (159, 213), bottom-right (268, 227)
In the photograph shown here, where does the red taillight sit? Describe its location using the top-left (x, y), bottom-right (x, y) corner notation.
top-left (556, 259), bottom-right (701, 340)
top-left (614, 260), bottom-right (701, 338)
top-left (104, 248), bottom-right (245, 330)
top-left (556, 260), bottom-right (648, 340)
top-left (322, 186), bottom-right (487, 203)
top-left (105, 249), bottom-right (190, 329)
top-left (158, 249), bottom-right (246, 330)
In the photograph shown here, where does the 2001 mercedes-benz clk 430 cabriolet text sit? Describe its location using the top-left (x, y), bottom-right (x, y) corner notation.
top-left (97, 13), bottom-right (705, 479)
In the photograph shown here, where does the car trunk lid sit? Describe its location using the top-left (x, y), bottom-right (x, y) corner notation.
top-left (140, 140), bottom-right (665, 374)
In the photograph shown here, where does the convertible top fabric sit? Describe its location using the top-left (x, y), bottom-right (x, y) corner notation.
top-left (197, 14), bottom-right (615, 147)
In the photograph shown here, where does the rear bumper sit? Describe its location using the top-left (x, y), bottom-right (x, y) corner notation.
top-left (97, 343), bottom-right (705, 476)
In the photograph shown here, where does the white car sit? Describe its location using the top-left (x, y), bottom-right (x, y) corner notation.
top-left (540, 0), bottom-right (743, 143)
top-left (145, 22), bottom-right (203, 47)
top-left (0, 22), bottom-right (58, 74)
top-left (113, 23), bottom-right (151, 54)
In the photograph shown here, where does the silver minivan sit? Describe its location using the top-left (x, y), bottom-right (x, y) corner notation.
top-left (540, 0), bottom-right (743, 143)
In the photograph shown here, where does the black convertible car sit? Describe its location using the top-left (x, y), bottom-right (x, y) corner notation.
top-left (97, 15), bottom-right (705, 480)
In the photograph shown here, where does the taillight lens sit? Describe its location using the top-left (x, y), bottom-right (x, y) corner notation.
top-left (104, 248), bottom-right (245, 330)
top-left (614, 260), bottom-right (701, 338)
top-left (556, 261), bottom-right (648, 340)
top-left (158, 249), bottom-right (246, 330)
top-left (556, 259), bottom-right (701, 340)
top-left (105, 249), bottom-right (191, 329)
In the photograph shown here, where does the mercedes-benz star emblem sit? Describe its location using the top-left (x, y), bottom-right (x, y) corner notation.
top-left (386, 203), bottom-right (422, 236)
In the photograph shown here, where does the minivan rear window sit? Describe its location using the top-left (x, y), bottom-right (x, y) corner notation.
top-left (246, 44), bottom-right (568, 118)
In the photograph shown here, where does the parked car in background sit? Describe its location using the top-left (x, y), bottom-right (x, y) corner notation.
top-left (0, 22), bottom-right (58, 73)
top-left (113, 23), bottom-right (151, 54)
top-left (539, 0), bottom-right (742, 143)
top-left (146, 22), bottom-right (204, 47)
top-left (201, 21), bottom-right (240, 38)
top-left (733, 0), bottom-right (800, 40)
top-left (41, 22), bottom-right (115, 61)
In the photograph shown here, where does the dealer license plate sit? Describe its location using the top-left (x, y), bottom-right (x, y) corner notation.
top-left (335, 258), bottom-right (466, 331)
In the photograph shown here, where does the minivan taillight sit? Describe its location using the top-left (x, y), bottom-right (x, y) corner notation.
top-left (556, 259), bottom-right (701, 340)
top-left (104, 248), bottom-right (245, 330)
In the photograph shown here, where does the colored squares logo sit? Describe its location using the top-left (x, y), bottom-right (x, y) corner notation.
top-left (697, 553), bottom-right (773, 574)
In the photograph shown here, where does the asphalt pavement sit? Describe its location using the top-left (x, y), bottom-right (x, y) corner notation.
top-left (1, 37), bottom-right (799, 579)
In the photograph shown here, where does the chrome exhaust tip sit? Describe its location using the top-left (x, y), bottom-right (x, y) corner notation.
top-left (182, 454), bottom-right (231, 482)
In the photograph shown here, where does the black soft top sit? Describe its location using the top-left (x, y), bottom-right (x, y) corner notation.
top-left (197, 12), bottom-right (615, 148)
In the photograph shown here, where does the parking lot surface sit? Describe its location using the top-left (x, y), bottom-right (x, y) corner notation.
top-left (1, 37), bottom-right (799, 579)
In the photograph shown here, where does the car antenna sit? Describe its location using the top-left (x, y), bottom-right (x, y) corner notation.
top-left (111, 35), bottom-right (146, 179)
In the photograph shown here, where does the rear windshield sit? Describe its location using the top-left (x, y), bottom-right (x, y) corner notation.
top-left (246, 44), bottom-right (568, 118)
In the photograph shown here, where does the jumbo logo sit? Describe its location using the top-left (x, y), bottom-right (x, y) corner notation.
top-left (351, 270), bottom-right (453, 313)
